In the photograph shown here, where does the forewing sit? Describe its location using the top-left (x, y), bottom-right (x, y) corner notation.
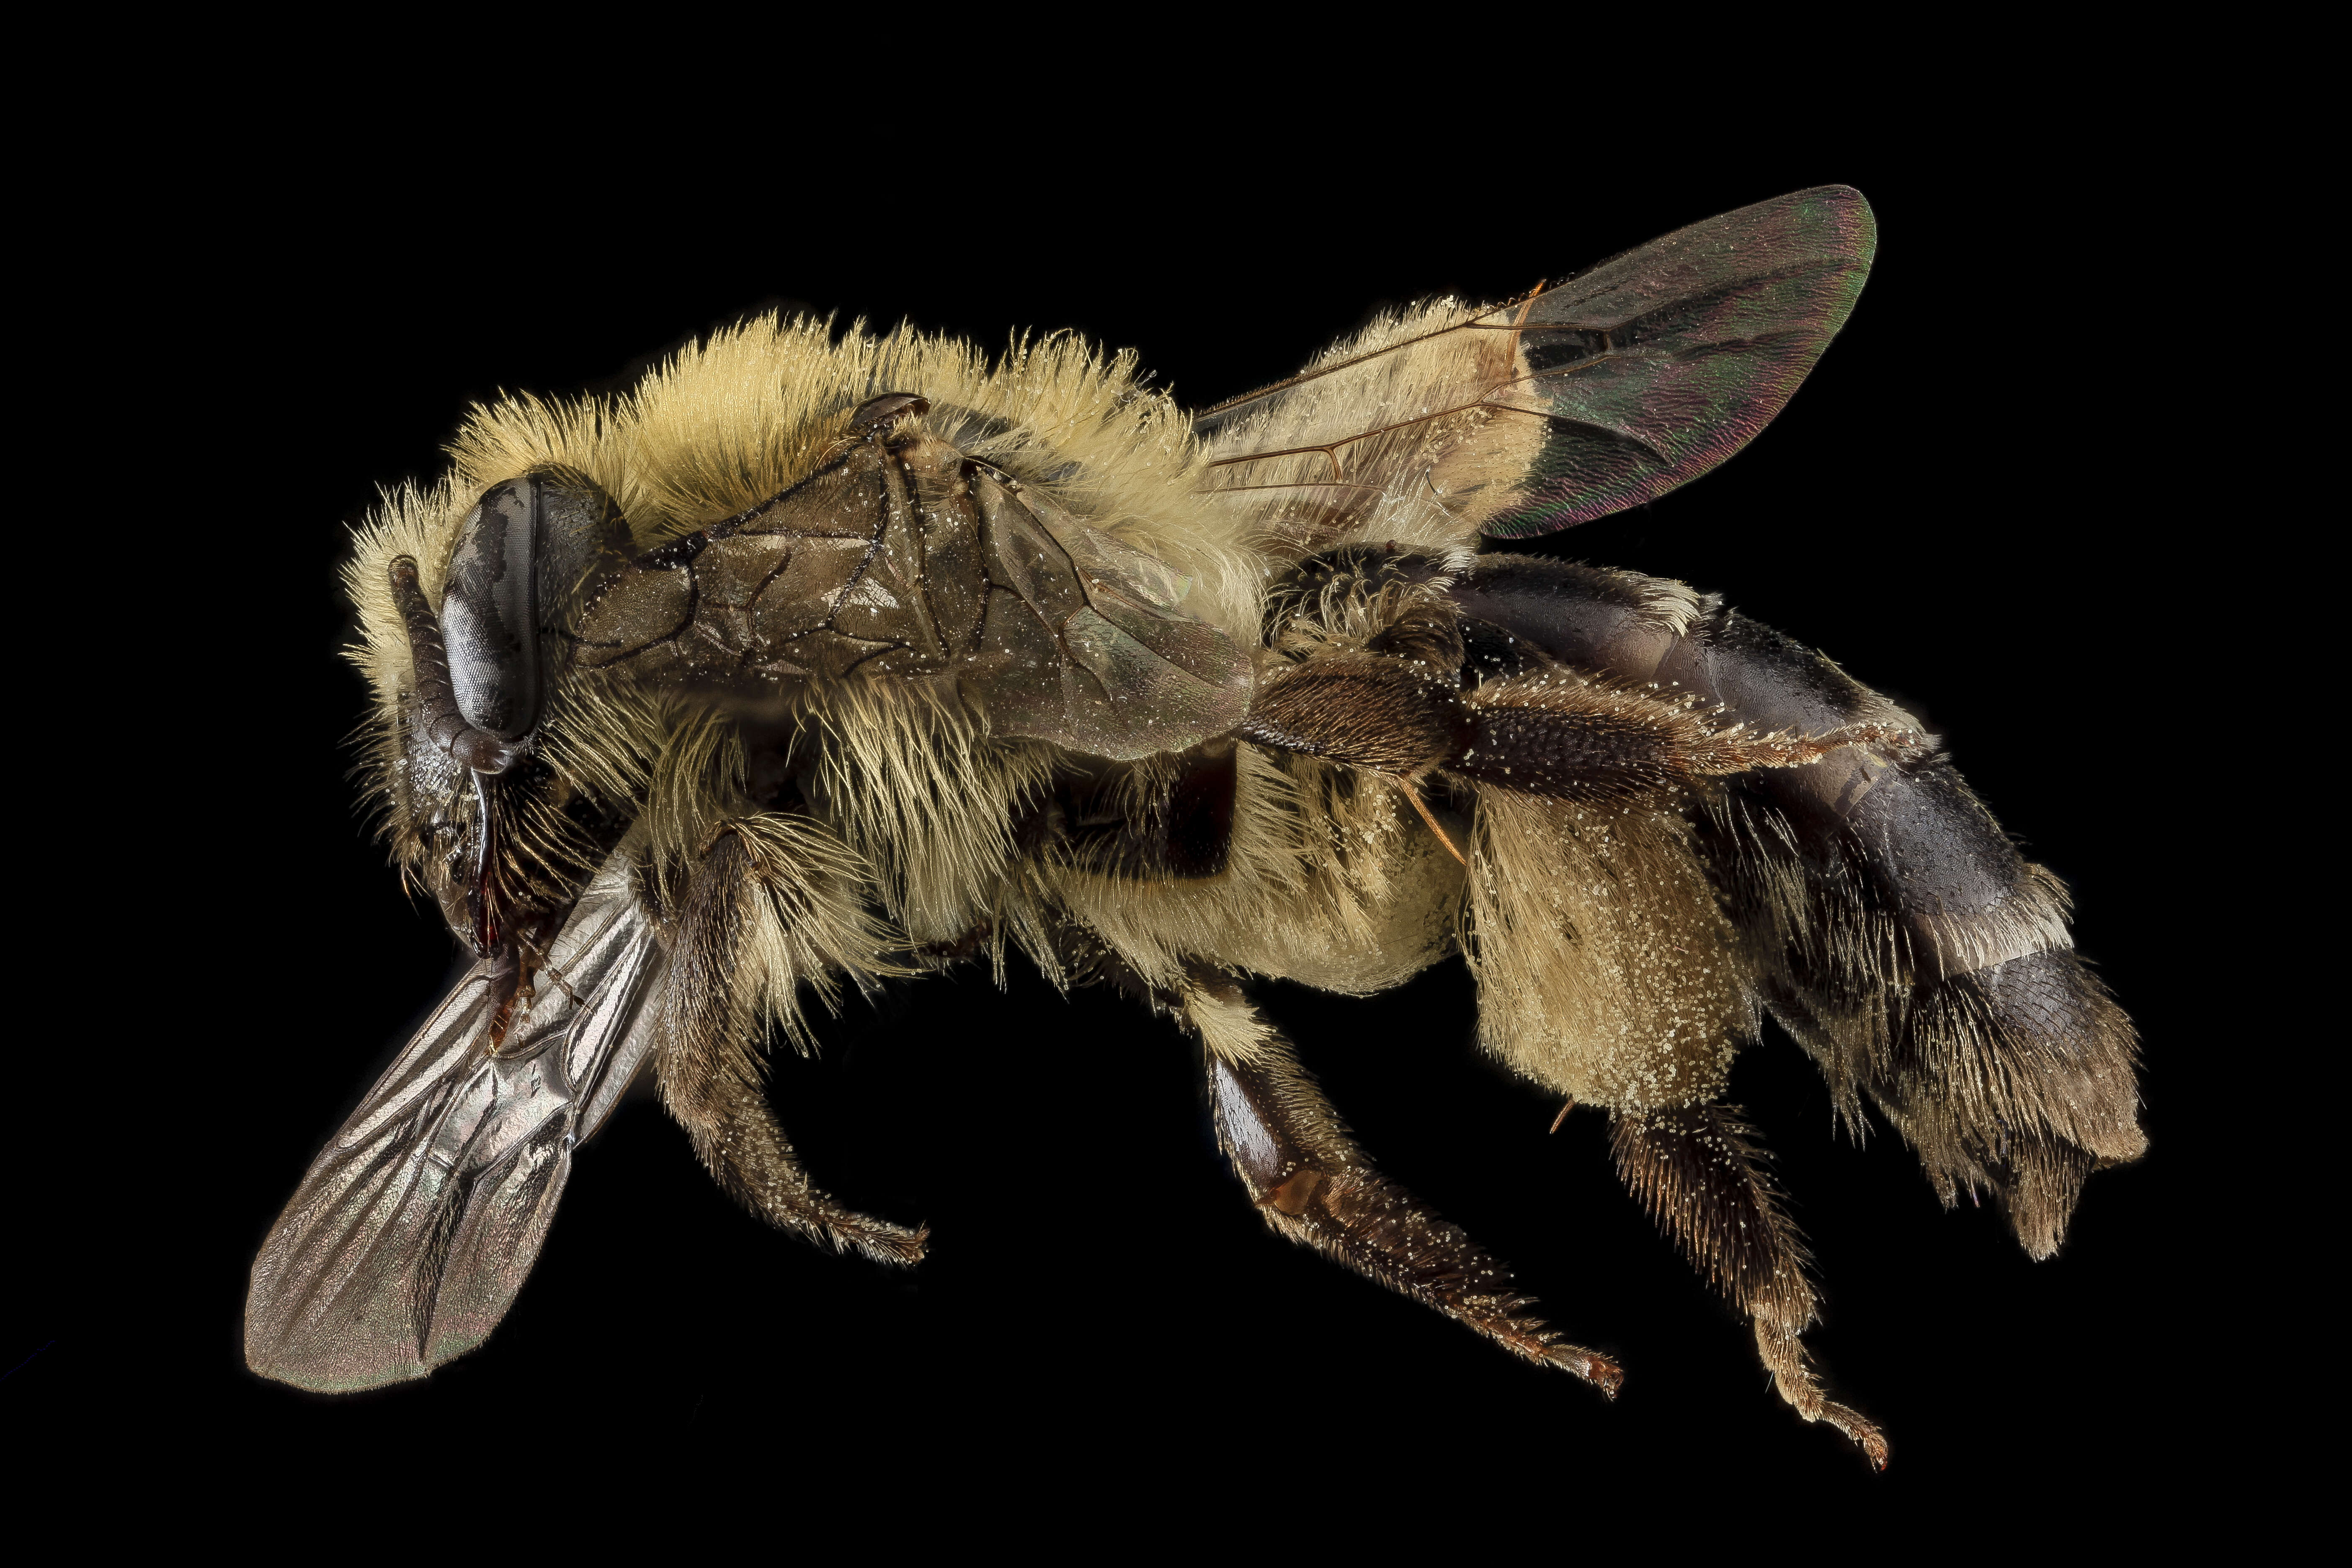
top-left (967, 467), bottom-right (1253, 760)
top-left (245, 853), bottom-right (664, 1391)
top-left (1193, 186), bottom-right (1876, 549)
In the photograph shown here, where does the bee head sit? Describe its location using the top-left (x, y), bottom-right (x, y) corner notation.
top-left (391, 473), bottom-right (633, 775)
top-left (399, 473), bottom-right (630, 769)
top-left (388, 472), bottom-right (635, 951)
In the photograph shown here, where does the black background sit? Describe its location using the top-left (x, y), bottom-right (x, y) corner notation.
top-left (19, 92), bottom-right (2272, 1537)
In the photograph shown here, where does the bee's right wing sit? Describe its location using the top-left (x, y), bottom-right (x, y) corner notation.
top-left (245, 851), bottom-right (665, 1392)
top-left (1192, 186), bottom-right (1877, 555)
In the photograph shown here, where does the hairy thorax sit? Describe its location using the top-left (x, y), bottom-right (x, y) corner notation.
top-left (575, 405), bottom-right (1252, 764)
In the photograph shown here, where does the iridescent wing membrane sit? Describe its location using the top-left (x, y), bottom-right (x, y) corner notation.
top-left (245, 852), bottom-right (664, 1390)
top-left (1194, 186), bottom-right (1877, 547)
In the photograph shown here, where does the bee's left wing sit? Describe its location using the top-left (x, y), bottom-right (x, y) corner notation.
top-left (245, 851), bottom-right (663, 1391)
top-left (1193, 186), bottom-right (1876, 554)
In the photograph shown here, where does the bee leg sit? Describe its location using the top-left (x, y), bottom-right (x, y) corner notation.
top-left (1238, 655), bottom-right (1476, 861)
top-left (1238, 653), bottom-right (1471, 778)
top-left (1185, 977), bottom-right (1623, 1396)
top-left (1451, 671), bottom-right (1919, 803)
top-left (659, 833), bottom-right (928, 1266)
top-left (1239, 649), bottom-right (1911, 810)
top-left (1610, 1103), bottom-right (1886, 1469)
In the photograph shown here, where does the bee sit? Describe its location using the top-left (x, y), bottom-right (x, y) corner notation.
top-left (246, 186), bottom-right (2143, 1466)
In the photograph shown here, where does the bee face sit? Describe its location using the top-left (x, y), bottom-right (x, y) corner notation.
top-left (386, 472), bottom-right (636, 953)
top-left (413, 473), bottom-right (633, 761)
top-left (436, 479), bottom-right (547, 744)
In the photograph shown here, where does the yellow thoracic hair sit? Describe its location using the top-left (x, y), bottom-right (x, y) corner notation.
top-left (339, 313), bottom-right (1312, 747)
top-left (336, 316), bottom-right (1298, 946)
top-left (333, 310), bottom-right (1516, 953)
top-left (339, 298), bottom-right (1546, 731)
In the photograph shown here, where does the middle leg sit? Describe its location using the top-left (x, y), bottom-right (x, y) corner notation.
top-left (1184, 976), bottom-right (1622, 1395)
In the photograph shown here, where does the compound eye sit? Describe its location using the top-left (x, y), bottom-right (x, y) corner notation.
top-left (441, 479), bottom-right (544, 742)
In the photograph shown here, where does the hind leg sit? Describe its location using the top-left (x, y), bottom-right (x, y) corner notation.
top-left (1184, 976), bottom-right (1622, 1395)
top-left (1610, 1103), bottom-right (1887, 1468)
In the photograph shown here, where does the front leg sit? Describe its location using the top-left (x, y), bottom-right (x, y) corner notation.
top-left (1186, 978), bottom-right (1622, 1395)
top-left (661, 829), bottom-right (927, 1265)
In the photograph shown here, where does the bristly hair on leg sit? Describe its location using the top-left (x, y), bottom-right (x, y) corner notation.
top-left (1609, 1102), bottom-right (1885, 1465)
top-left (1610, 1104), bottom-right (1816, 1340)
top-left (656, 830), bottom-right (925, 1265)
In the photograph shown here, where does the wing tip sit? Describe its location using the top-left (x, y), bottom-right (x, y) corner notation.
top-left (1792, 183), bottom-right (1879, 264)
top-left (243, 1330), bottom-right (433, 1394)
